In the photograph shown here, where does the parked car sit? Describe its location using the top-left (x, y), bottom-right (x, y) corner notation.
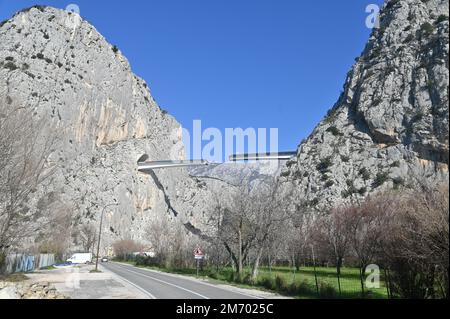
top-left (67, 253), bottom-right (93, 264)
top-left (101, 257), bottom-right (109, 262)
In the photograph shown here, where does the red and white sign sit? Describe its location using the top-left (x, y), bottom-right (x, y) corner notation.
top-left (194, 247), bottom-right (204, 259)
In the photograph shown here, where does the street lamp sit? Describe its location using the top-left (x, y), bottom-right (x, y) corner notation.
top-left (95, 203), bottom-right (118, 272)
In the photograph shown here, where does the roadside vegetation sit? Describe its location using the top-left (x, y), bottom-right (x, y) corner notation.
top-left (0, 100), bottom-right (447, 299)
top-left (118, 258), bottom-right (387, 299)
top-left (113, 179), bottom-right (448, 299)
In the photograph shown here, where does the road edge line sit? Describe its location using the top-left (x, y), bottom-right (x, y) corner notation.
top-left (112, 263), bottom-right (210, 299)
top-left (114, 262), bottom-right (263, 299)
top-left (99, 264), bottom-right (156, 299)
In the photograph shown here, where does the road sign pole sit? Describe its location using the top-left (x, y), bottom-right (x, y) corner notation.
top-left (196, 259), bottom-right (199, 277)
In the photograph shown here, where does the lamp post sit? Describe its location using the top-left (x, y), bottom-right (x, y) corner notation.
top-left (95, 203), bottom-right (117, 272)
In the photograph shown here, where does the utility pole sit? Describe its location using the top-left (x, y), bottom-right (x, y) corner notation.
top-left (95, 203), bottom-right (117, 272)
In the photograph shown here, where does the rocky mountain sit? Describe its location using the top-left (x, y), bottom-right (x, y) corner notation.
top-left (189, 161), bottom-right (285, 191)
top-left (0, 6), bottom-right (213, 251)
top-left (1, 1), bottom-right (448, 254)
top-left (279, 0), bottom-right (449, 210)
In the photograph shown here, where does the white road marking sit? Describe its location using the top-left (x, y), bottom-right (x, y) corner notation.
top-left (114, 262), bottom-right (263, 299)
top-left (110, 263), bottom-right (210, 299)
top-left (102, 264), bottom-right (156, 299)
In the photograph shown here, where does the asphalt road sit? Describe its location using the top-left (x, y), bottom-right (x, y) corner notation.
top-left (101, 262), bottom-right (261, 299)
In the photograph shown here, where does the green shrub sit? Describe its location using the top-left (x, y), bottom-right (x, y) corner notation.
top-left (286, 282), bottom-right (298, 295)
top-left (358, 187), bottom-right (367, 195)
top-left (326, 126), bottom-right (343, 136)
top-left (341, 155), bottom-right (350, 162)
top-left (242, 274), bottom-right (254, 285)
top-left (228, 272), bottom-right (242, 283)
top-left (112, 45), bottom-right (119, 53)
top-left (403, 34), bottom-right (414, 43)
top-left (309, 198), bottom-right (319, 207)
top-left (316, 157), bottom-right (333, 173)
top-left (436, 15), bottom-right (448, 24)
top-left (373, 172), bottom-right (389, 188)
top-left (207, 272), bottom-right (218, 280)
top-left (359, 167), bottom-right (371, 181)
top-left (258, 276), bottom-right (276, 290)
top-left (385, 0), bottom-right (401, 10)
top-left (134, 254), bottom-right (163, 267)
top-left (318, 282), bottom-right (337, 299)
top-left (325, 108), bottom-right (338, 122)
top-left (284, 281), bottom-right (315, 296)
top-left (275, 275), bottom-right (288, 292)
top-left (420, 22), bottom-right (435, 35)
top-left (3, 61), bottom-right (18, 71)
top-left (325, 180), bottom-right (334, 188)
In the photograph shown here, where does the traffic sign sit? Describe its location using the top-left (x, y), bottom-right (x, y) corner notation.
top-left (194, 247), bottom-right (204, 277)
top-left (194, 247), bottom-right (204, 257)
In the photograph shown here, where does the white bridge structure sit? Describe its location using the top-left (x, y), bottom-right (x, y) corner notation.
top-left (137, 152), bottom-right (297, 172)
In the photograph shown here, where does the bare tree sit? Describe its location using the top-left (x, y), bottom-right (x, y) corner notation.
top-left (379, 182), bottom-right (449, 298)
top-left (404, 182), bottom-right (449, 297)
top-left (78, 223), bottom-right (97, 253)
top-left (313, 205), bottom-right (352, 294)
top-left (0, 100), bottom-right (57, 271)
top-left (36, 203), bottom-right (74, 262)
top-left (145, 215), bottom-right (198, 269)
top-left (219, 188), bottom-right (255, 278)
top-left (346, 195), bottom-right (388, 296)
top-left (145, 215), bottom-right (173, 265)
top-left (249, 179), bottom-right (292, 281)
top-left (112, 239), bottom-right (143, 260)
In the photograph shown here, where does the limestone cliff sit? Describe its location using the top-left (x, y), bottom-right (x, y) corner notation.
top-left (279, 0), bottom-right (449, 210)
top-left (0, 6), bottom-right (211, 251)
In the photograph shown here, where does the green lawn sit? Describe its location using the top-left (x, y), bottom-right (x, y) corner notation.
top-left (255, 266), bottom-right (389, 299)
top-left (118, 260), bottom-right (389, 299)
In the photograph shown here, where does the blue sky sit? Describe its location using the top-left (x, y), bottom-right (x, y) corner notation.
top-left (0, 0), bottom-right (384, 158)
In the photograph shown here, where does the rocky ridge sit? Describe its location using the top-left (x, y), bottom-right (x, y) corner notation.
top-left (0, 6), bottom-right (213, 250)
top-left (279, 0), bottom-right (449, 210)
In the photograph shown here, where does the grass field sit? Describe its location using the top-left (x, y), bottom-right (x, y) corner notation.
top-left (254, 266), bottom-right (389, 299)
top-left (121, 260), bottom-right (389, 299)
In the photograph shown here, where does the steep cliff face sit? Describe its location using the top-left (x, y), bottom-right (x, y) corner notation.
top-left (0, 6), bottom-right (211, 250)
top-left (279, 0), bottom-right (449, 210)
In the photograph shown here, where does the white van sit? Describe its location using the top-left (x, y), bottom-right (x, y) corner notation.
top-left (67, 253), bottom-right (93, 264)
